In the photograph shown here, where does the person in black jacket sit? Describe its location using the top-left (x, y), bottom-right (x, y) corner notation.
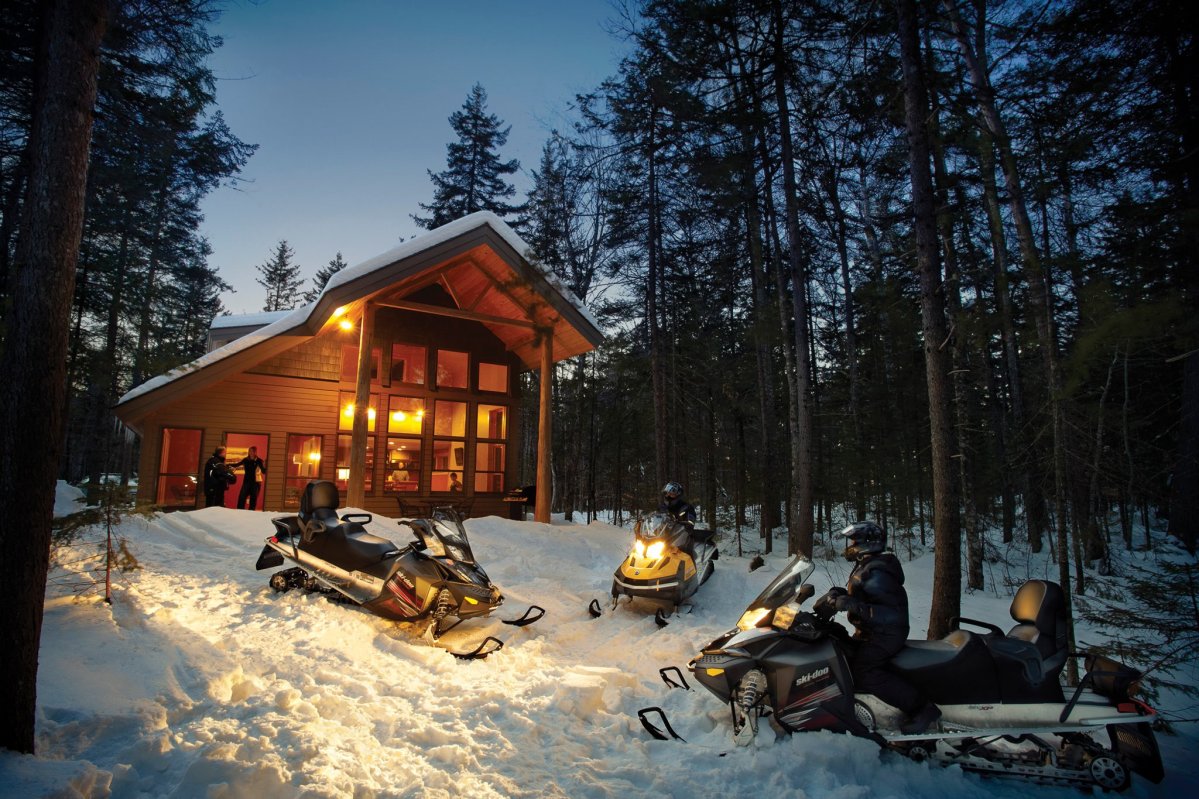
top-left (814, 521), bottom-right (940, 734)
top-left (203, 446), bottom-right (230, 507)
top-left (657, 481), bottom-right (697, 531)
top-left (234, 446), bottom-right (267, 510)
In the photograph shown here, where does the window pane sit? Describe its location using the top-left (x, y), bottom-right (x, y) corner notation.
top-left (336, 434), bottom-right (374, 492)
top-left (340, 345), bottom-right (381, 383)
top-left (338, 391), bottom-right (377, 431)
top-left (436, 350), bottom-right (468, 389)
top-left (478, 362), bottom-right (508, 393)
top-left (476, 442), bottom-right (505, 471)
top-left (431, 439), bottom-right (465, 493)
top-left (285, 434), bottom-right (322, 509)
top-left (474, 472), bottom-right (504, 493)
top-left (391, 343), bottom-right (426, 385)
top-left (476, 404), bottom-right (507, 439)
top-left (157, 428), bottom-right (202, 507)
top-left (433, 400), bottom-right (467, 437)
top-left (159, 427), bottom-right (202, 474)
top-left (385, 437), bottom-right (421, 492)
top-left (387, 396), bottom-right (425, 435)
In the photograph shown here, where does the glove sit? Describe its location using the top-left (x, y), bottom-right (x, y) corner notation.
top-left (833, 594), bottom-right (861, 615)
top-left (813, 588), bottom-right (846, 619)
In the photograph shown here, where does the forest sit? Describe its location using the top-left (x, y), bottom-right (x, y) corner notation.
top-left (0, 0), bottom-right (1195, 646)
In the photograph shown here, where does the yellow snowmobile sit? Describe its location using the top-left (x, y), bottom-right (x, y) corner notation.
top-left (607, 512), bottom-right (718, 621)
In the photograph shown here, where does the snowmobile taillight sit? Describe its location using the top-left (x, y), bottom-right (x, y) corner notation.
top-left (269, 536), bottom-right (279, 544)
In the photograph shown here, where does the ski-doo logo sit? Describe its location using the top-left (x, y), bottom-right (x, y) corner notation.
top-left (795, 666), bottom-right (830, 687)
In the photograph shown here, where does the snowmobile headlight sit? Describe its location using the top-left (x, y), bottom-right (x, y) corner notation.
top-left (772, 602), bottom-right (799, 630)
top-left (736, 606), bottom-right (770, 631)
top-left (633, 539), bottom-right (646, 558)
top-left (645, 540), bottom-right (666, 560)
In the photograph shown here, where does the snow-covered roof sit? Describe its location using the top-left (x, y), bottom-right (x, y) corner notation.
top-left (209, 310), bottom-right (294, 330)
top-left (116, 212), bottom-right (603, 414)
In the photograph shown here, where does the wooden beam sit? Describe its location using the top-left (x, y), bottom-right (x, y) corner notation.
top-left (347, 302), bottom-right (375, 507)
top-left (535, 330), bottom-right (553, 523)
top-left (376, 299), bottom-right (538, 330)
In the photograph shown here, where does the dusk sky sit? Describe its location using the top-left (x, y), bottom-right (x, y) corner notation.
top-left (200, 0), bottom-right (632, 315)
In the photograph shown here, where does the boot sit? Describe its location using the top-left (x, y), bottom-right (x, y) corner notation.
top-left (898, 702), bottom-right (941, 734)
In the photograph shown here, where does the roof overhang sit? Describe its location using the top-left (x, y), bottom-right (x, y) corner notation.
top-left (115, 213), bottom-right (604, 433)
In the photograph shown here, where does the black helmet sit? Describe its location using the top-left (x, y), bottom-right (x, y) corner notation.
top-left (662, 481), bottom-right (683, 501)
top-left (841, 521), bottom-right (886, 561)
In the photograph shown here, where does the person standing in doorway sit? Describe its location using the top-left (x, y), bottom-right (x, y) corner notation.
top-left (234, 446), bottom-right (267, 510)
top-left (203, 446), bottom-right (230, 507)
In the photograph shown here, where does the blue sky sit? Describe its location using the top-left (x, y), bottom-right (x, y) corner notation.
top-left (201, 0), bottom-right (631, 314)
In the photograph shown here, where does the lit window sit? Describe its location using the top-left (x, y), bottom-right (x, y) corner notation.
top-left (436, 350), bottom-right (468, 389)
top-left (478, 362), bottom-right (508, 393)
top-left (476, 404), bottom-right (507, 439)
top-left (385, 437), bottom-right (421, 493)
top-left (284, 434), bottom-right (322, 509)
top-left (339, 391), bottom-right (378, 432)
top-left (387, 396), bottom-right (425, 435)
top-left (336, 435), bottom-right (374, 493)
top-left (391, 343), bottom-right (426, 385)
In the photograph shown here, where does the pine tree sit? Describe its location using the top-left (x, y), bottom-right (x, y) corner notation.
top-left (303, 251), bottom-right (348, 303)
top-left (256, 240), bottom-right (303, 311)
top-left (412, 83), bottom-right (522, 229)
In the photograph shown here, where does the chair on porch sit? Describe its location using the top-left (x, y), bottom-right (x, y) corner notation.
top-left (395, 497), bottom-right (428, 518)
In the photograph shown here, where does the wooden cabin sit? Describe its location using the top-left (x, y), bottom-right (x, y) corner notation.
top-left (114, 213), bottom-right (604, 521)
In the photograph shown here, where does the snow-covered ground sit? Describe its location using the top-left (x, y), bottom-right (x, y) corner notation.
top-left (2, 483), bottom-right (1194, 798)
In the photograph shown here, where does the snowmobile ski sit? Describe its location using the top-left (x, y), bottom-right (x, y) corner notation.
top-left (587, 598), bottom-right (603, 618)
top-left (659, 666), bottom-right (691, 691)
top-left (502, 605), bottom-right (545, 627)
top-left (450, 635), bottom-right (505, 660)
top-left (637, 707), bottom-right (685, 742)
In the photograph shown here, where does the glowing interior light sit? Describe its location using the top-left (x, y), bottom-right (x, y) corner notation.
top-left (339, 319), bottom-right (354, 331)
top-left (367, 407), bottom-right (376, 421)
top-left (308, 452), bottom-right (321, 462)
top-left (393, 411), bottom-right (406, 422)
top-left (337, 468), bottom-right (350, 480)
top-left (343, 404), bottom-right (355, 418)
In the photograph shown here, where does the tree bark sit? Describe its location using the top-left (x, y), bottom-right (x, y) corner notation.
top-left (0, 0), bottom-right (107, 754)
top-left (895, 0), bottom-right (962, 639)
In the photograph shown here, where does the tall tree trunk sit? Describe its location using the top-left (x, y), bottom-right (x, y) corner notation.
top-left (771, 0), bottom-right (815, 557)
top-left (944, 0), bottom-right (1077, 681)
top-left (896, 0), bottom-right (962, 639)
top-left (0, 0), bottom-right (107, 754)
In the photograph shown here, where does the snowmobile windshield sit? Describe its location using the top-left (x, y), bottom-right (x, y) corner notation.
top-left (746, 555), bottom-right (815, 612)
top-left (635, 513), bottom-right (681, 541)
top-left (422, 518), bottom-right (475, 564)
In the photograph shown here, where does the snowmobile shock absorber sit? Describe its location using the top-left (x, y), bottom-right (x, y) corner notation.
top-left (739, 669), bottom-right (767, 710)
top-left (733, 669), bottom-right (768, 745)
top-left (430, 588), bottom-right (455, 639)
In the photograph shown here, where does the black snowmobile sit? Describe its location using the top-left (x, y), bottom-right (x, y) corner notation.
top-left (664, 555), bottom-right (1163, 791)
top-left (602, 512), bottom-right (718, 623)
top-left (255, 480), bottom-right (542, 658)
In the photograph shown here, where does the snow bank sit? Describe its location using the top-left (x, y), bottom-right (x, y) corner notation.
top-left (3, 505), bottom-right (1194, 797)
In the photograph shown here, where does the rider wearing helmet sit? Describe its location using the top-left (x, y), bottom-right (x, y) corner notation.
top-left (658, 481), bottom-right (697, 531)
top-left (815, 521), bottom-right (941, 734)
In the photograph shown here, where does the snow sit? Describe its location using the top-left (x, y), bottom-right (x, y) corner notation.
top-left (5, 483), bottom-right (1194, 798)
top-left (209, 311), bottom-right (295, 330)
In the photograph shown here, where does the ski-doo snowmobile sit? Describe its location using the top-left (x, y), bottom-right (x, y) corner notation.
top-left (677, 555), bottom-right (1163, 791)
top-left (256, 481), bottom-right (540, 657)
top-left (609, 512), bottom-right (718, 615)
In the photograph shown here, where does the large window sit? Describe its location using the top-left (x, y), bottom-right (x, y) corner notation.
top-left (475, 404), bottom-right (507, 493)
top-left (478, 362), bottom-right (508, 393)
top-left (387, 396), bottom-right (425, 435)
top-left (284, 434), bottom-right (322, 509)
top-left (385, 437), bottom-right (422, 493)
top-left (340, 345), bottom-right (381, 383)
top-left (431, 399), bottom-right (467, 492)
top-left (336, 434), bottom-right (374, 494)
top-left (157, 427), bottom-right (202, 507)
top-left (390, 343), bottom-right (426, 385)
top-left (436, 349), bottom-right (468, 389)
top-left (338, 391), bottom-right (378, 431)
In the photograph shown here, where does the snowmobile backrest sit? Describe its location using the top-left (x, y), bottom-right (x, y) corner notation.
top-left (300, 480), bottom-right (340, 519)
top-left (1007, 579), bottom-right (1068, 670)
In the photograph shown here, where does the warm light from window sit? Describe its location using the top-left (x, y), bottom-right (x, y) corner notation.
top-left (337, 468), bottom-right (350, 480)
top-left (308, 452), bottom-right (321, 462)
top-left (343, 403), bottom-right (376, 420)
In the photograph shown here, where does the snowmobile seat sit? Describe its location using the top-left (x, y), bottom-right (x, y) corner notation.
top-left (983, 580), bottom-right (1068, 701)
top-left (891, 629), bottom-right (1003, 704)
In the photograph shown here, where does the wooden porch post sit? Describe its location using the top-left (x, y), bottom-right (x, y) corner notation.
top-left (348, 302), bottom-right (375, 507)
top-left (535, 329), bottom-right (553, 523)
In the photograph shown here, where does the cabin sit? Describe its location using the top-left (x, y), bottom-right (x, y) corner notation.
top-left (114, 213), bottom-right (604, 522)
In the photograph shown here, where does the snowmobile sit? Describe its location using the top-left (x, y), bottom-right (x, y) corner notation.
top-left (255, 480), bottom-right (542, 658)
top-left (670, 555), bottom-right (1163, 791)
top-left (605, 512), bottom-right (718, 621)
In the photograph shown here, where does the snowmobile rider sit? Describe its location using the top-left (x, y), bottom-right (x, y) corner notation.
top-left (203, 446), bottom-right (230, 507)
top-left (658, 481), bottom-right (697, 531)
top-left (814, 521), bottom-right (941, 734)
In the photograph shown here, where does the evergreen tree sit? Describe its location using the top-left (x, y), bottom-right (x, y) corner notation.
top-left (256, 240), bottom-right (303, 312)
top-left (413, 83), bottom-right (522, 229)
top-left (303, 251), bottom-right (348, 304)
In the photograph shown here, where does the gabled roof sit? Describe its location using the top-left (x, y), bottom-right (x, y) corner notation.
top-left (115, 212), bottom-right (604, 430)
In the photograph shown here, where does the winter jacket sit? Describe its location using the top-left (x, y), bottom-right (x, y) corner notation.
top-left (844, 553), bottom-right (910, 640)
top-left (204, 456), bottom-right (230, 492)
top-left (658, 496), bottom-right (697, 528)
